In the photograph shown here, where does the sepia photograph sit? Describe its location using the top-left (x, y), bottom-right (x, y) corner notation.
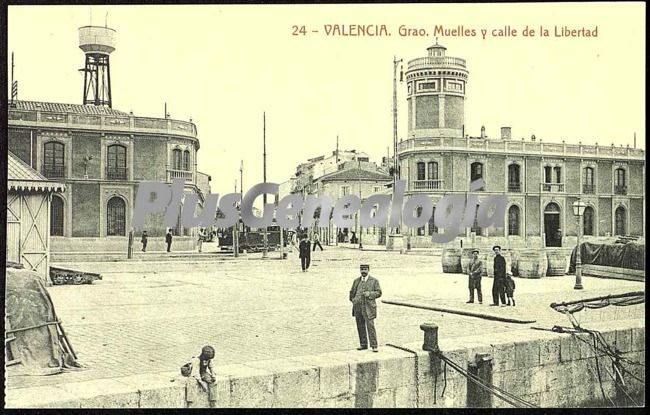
top-left (3, 2), bottom-right (646, 409)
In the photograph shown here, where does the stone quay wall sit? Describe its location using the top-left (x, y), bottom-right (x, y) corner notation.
top-left (6, 318), bottom-right (644, 408)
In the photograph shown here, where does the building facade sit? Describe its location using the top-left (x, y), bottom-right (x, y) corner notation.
top-left (397, 42), bottom-right (645, 248)
top-left (7, 100), bottom-right (207, 252)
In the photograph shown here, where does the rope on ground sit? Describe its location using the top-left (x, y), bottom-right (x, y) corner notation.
top-left (550, 291), bottom-right (644, 316)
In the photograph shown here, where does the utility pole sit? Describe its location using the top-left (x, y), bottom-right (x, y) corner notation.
top-left (233, 180), bottom-right (239, 257)
top-left (389, 55), bottom-right (405, 254)
top-left (358, 160), bottom-right (363, 249)
top-left (240, 160), bottom-right (244, 244)
top-left (262, 112), bottom-right (268, 258)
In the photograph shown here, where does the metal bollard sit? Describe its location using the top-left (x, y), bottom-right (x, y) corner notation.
top-left (420, 323), bottom-right (439, 352)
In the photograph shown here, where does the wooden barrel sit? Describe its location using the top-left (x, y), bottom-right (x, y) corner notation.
top-left (441, 248), bottom-right (462, 273)
top-left (460, 248), bottom-right (478, 274)
top-left (546, 249), bottom-right (567, 276)
top-left (517, 249), bottom-right (548, 279)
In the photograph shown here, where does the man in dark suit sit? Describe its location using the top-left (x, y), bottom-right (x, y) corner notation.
top-left (349, 264), bottom-right (382, 352)
top-left (466, 249), bottom-right (483, 304)
top-left (490, 245), bottom-right (507, 306)
top-left (298, 236), bottom-right (311, 271)
top-left (166, 229), bottom-right (173, 253)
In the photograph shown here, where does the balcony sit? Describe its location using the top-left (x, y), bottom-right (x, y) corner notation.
top-left (407, 56), bottom-right (467, 71)
top-left (167, 169), bottom-right (193, 182)
top-left (106, 168), bottom-right (127, 180)
top-left (614, 185), bottom-right (627, 195)
top-left (541, 183), bottom-right (565, 192)
top-left (413, 179), bottom-right (443, 190)
top-left (508, 182), bottom-right (522, 193)
top-left (43, 165), bottom-right (65, 179)
top-left (583, 184), bottom-right (595, 194)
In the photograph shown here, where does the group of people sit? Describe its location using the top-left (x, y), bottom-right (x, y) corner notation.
top-left (140, 228), bottom-right (210, 253)
top-left (467, 245), bottom-right (516, 306)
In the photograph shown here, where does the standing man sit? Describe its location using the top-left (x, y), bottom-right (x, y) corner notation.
top-left (298, 235), bottom-right (311, 272)
top-left (490, 245), bottom-right (507, 306)
top-left (140, 230), bottom-right (148, 252)
top-left (312, 232), bottom-right (323, 251)
top-left (197, 228), bottom-right (206, 253)
top-left (166, 229), bottom-right (173, 253)
top-left (466, 249), bottom-right (483, 304)
top-left (349, 264), bottom-right (382, 352)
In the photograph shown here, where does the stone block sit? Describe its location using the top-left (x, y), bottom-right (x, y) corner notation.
top-left (394, 384), bottom-right (417, 408)
top-left (226, 366), bottom-right (274, 408)
top-left (185, 380), bottom-right (211, 408)
top-left (437, 377), bottom-right (466, 408)
top-left (545, 363), bottom-right (573, 391)
top-left (631, 327), bottom-right (645, 351)
top-left (529, 366), bottom-right (549, 394)
top-left (514, 339), bottom-right (540, 368)
top-left (575, 333), bottom-right (597, 360)
top-left (58, 378), bottom-right (140, 408)
top-left (491, 341), bottom-right (516, 372)
top-left (315, 394), bottom-right (354, 408)
top-left (118, 372), bottom-right (186, 408)
top-left (435, 347), bottom-right (468, 381)
top-left (559, 334), bottom-right (580, 362)
top-left (520, 392), bottom-right (542, 407)
top-left (370, 388), bottom-right (395, 408)
top-left (350, 359), bottom-right (379, 394)
top-left (376, 354), bottom-right (416, 390)
top-left (246, 358), bottom-right (319, 407)
top-left (539, 336), bottom-right (561, 366)
top-left (4, 386), bottom-right (80, 408)
top-left (290, 354), bottom-right (351, 399)
top-left (615, 328), bottom-right (633, 354)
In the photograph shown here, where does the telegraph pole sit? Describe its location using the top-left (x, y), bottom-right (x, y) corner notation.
top-left (390, 55), bottom-right (405, 254)
top-left (262, 112), bottom-right (268, 258)
top-left (233, 180), bottom-right (239, 257)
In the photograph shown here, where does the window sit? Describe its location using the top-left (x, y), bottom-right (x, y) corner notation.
top-left (583, 167), bottom-right (594, 194)
top-left (50, 196), bottom-right (64, 236)
top-left (508, 205), bottom-right (520, 236)
top-left (428, 207), bottom-right (438, 235)
top-left (373, 186), bottom-right (381, 193)
top-left (341, 186), bottom-right (351, 197)
top-left (427, 161), bottom-right (439, 181)
top-left (554, 166), bottom-right (562, 184)
top-left (43, 141), bottom-right (65, 178)
top-left (615, 206), bottom-right (626, 236)
top-left (508, 164), bottom-right (521, 192)
top-left (172, 149), bottom-right (183, 170)
top-left (419, 82), bottom-right (435, 90)
top-left (107, 144), bottom-right (127, 180)
top-left (107, 197), bottom-right (126, 236)
top-left (417, 162), bottom-right (426, 180)
top-left (544, 166), bottom-right (552, 183)
top-left (183, 150), bottom-right (191, 171)
top-left (415, 206), bottom-right (426, 236)
top-left (470, 162), bottom-right (484, 190)
top-left (614, 168), bottom-right (626, 195)
top-left (583, 206), bottom-right (594, 236)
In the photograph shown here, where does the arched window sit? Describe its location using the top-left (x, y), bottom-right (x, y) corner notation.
top-left (50, 195), bottom-right (64, 236)
top-left (172, 148), bottom-right (183, 170)
top-left (183, 150), bottom-right (191, 171)
top-left (615, 206), bottom-right (626, 236)
top-left (583, 167), bottom-right (594, 194)
top-left (107, 197), bottom-right (126, 236)
top-left (107, 144), bottom-right (127, 180)
top-left (614, 168), bottom-right (626, 195)
top-left (508, 205), bottom-right (520, 236)
top-left (508, 164), bottom-right (521, 192)
top-left (43, 141), bottom-right (65, 178)
top-left (583, 206), bottom-right (594, 236)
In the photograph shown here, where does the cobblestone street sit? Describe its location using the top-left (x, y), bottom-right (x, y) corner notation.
top-left (7, 246), bottom-right (644, 390)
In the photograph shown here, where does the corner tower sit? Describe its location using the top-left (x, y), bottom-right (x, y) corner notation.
top-left (405, 40), bottom-right (468, 138)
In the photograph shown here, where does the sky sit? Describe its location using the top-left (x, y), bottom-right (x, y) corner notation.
top-left (8, 3), bottom-right (645, 197)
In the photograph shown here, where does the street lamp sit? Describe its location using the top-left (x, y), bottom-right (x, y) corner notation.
top-left (358, 160), bottom-right (363, 250)
top-left (572, 200), bottom-right (587, 290)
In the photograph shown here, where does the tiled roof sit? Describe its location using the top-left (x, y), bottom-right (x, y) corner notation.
top-left (11, 100), bottom-right (129, 116)
top-left (7, 152), bottom-right (65, 192)
top-left (318, 168), bottom-right (392, 182)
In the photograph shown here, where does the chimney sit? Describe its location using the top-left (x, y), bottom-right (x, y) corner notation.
top-left (500, 127), bottom-right (511, 140)
top-left (480, 126), bottom-right (486, 139)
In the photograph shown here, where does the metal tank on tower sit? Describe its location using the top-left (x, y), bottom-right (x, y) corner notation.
top-left (404, 39), bottom-right (468, 138)
top-left (78, 25), bottom-right (116, 107)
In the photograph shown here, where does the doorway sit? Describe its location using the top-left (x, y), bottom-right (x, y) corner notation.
top-left (544, 202), bottom-right (562, 247)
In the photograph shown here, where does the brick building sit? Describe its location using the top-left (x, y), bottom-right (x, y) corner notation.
top-left (7, 100), bottom-right (209, 252)
top-left (398, 42), bottom-right (645, 248)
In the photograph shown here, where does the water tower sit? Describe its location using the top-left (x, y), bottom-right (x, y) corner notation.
top-left (78, 25), bottom-right (116, 107)
top-left (405, 40), bottom-right (468, 138)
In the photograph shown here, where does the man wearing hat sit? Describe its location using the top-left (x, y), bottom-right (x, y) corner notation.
top-left (491, 245), bottom-right (507, 306)
top-left (467, 249), bottom-right (483, 304)
top-left (349, 264), bottom-right (382, 352)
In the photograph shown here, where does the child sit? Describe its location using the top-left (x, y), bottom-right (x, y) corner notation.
top-left (505, 273), bottom-right (516, 306)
